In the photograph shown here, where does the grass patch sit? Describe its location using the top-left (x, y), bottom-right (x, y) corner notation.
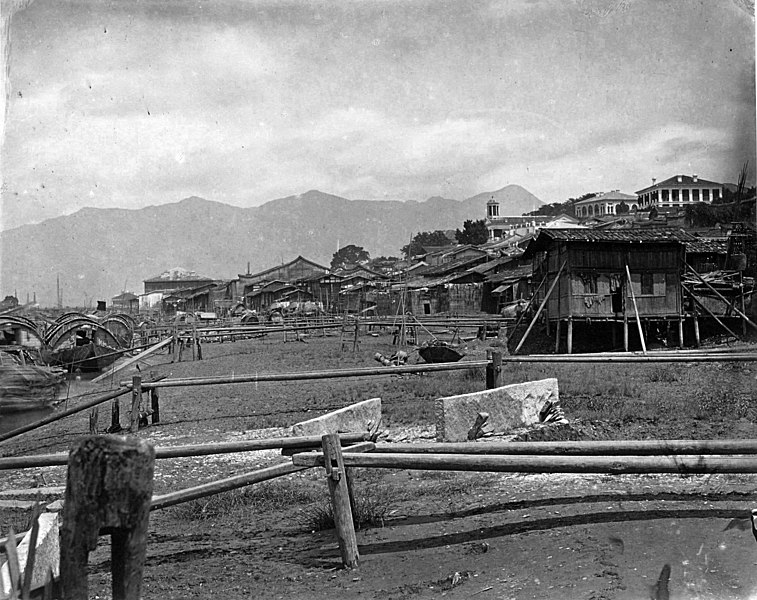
top-left (170, 477), bottom-right (321, 522)
top-left (302, 486), bottom-right (396, 531)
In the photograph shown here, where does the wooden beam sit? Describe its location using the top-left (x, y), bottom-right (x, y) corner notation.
top-left (686, 264), bottom-right (757, 331)
top-left (625, 264), bottom-right (647, 354)
top-left (321, 433), bottom-right (359, 568)
top-left (91, 337), bottom-right (172, 384)
top-left (682, 284), bottom-right (740, 339)
top-left (513, 260), bottom-right (567, 355)
top-left (150, 462), bottom-right (307, 511)
top-left (299, 452), bottom-right (757, 474)
top-left (0, 433), bottom-right (371, 470)
top-left (370, 439), bottom-right (757, 455)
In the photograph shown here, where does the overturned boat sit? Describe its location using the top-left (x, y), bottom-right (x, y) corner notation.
top-left (417, 341), bottom-right (465, 364)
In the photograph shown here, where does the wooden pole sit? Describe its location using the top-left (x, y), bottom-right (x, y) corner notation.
top-left (172, 328), bottom-right (178, 363)
top-left (129, 376), bottom-right (142, 433)
top-left (191, 322), bottom-right (197, 361)
top-left (60, 436), bottom-right (155, 600)
top-left (740, 271), bottom-right (747, 336)
top-left (678, 315), bottom-right (685, 348)
top-left (623, 314), bottom-right (629, 351)
top-left (554, 320), bottom-right (560, 353)
top-left (506, 273), bottom-right (548, 344)
top-left (693, 313), bottom-right (701, 347)
top-left (111, 399), bottom-right (121, 432)
top-left (682, 284), bottom-right (740, 339)
top-left (0, 433), bottom-right (372, 470)
top-left (321, 433), bottom-right (359, 568)
top-left (513, 260), bottom-right (567, 354)
top-left (624, 264), bottom-right (647, 354)
top-left (293, 451), bottom-right (757, 474)
top-left (150, 462), bottom-right (307, 510)
top-left (150, 388), bottom-right (160, 424)
top-left (90, 337), bottom-right (172, 384)
top-left (485, 351), bottom-right (502, 389)
top-left (686, 264), bottom-right (757, 331)
top-left (371, 439), bottom-right (757, 455)
top-left (566, 318), bottom-right (573, 354)
top-left (89, 408), bottom-right (99, 435)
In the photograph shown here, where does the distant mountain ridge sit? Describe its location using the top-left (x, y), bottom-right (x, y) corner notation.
top-left (0, 186), bottom-right (543, 304)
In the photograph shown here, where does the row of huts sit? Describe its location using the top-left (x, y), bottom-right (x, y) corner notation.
top-left (116, 226), bottom-right (752, 341)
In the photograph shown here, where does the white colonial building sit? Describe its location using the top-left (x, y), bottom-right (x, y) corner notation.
top-left (574, 190), bottom-right (637, 218)
top-left (636, 175), bottom-right (723, 209)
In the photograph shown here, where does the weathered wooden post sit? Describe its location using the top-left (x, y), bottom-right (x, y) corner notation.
top-left (172, 328), bottom-right (178, 363)
top-left (60, 436), bottom-right (155, 600)
top-left (150, 387), bottom-right (160, 424)
top-left (110, 399), bottom-right (121, 432)
top-left (129, 375), bottom-right (142, 434)
top-left (89, 408), bottom-right (99, 434)
top-left (321, 433), bottom-right (359, 569)
top-left (693, 312), bottom-right (701, 347)
top-left (486, 351), bottom-right (502, 389)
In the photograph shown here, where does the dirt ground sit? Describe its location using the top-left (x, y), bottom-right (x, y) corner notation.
top-left (2, 327), bottom-right (757, 599)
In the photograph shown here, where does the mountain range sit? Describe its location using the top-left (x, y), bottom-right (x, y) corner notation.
top-left (0, 185), bottom-right (543, 306)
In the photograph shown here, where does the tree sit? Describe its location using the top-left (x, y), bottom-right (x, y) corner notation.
top-left (616, 201), bottom-right (630, 215)
top-left (455, 219), bottom-right (489, 245)
top-left (331, 244), bottom-right (370, 270)
top-left (401, 231), bottom-right (452, 257)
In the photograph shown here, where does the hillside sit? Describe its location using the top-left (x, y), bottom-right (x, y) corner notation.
top-left (0, 186), bottom-right (542, 304)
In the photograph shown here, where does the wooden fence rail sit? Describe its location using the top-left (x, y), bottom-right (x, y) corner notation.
top-left (0, 432), bottom-right (371, 470)
top-left (292, 451), bottom-right (757, 474)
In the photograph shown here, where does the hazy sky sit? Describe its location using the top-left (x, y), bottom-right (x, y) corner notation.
top-left (1, 0), bottom-right (755, 229)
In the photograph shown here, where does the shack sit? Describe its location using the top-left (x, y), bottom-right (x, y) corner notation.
top-left (523, 229), bottom-right (687, 352)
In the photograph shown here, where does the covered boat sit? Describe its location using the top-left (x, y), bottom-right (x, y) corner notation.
top-left (0, 351), bottom-right (65, 412)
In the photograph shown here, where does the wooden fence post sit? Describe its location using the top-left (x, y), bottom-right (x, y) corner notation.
top-left (60, 435), bottom-right (155, 600)
top-left (321, 433), bottom-right (359, 569)
top-left (129, 376), bottom-right (142, 434)
top-left (486, 351), bottom-right (502, 389)
top-left (150, 388), bottom-right (160, 424)
top-left (110, 399), bottom-right (121, 433)
top-left (89, 408), bottom-right (99, 435)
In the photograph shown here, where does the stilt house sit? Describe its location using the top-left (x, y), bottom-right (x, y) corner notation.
top-left (523, 229), bottom-right (687, 352)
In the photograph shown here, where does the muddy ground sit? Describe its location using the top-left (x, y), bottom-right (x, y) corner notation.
top-left (1, 326), bottom-right (757, 599)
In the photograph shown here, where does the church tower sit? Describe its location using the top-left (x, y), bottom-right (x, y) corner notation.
top-left (486, 195), bottom-right (499, 219)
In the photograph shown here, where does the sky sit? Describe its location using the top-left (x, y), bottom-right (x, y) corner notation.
top-left (1, 0), bottom-right (755, 230)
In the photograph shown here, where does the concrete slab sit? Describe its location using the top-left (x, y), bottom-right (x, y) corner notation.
top-left (435, 378), bottom-right (563, 442)
top-left (291, 398), bottom-right (381, 438)
top-left (0, 512), bottom-right (60, 595)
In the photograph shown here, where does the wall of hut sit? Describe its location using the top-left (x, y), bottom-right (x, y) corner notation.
top-left (537, 242), bottom-right (683, 321)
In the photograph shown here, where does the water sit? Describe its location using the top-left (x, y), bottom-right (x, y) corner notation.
top-left (0, 373), bottom-right (99, 436)
top-left (0, 407), bottom-right (54, 435)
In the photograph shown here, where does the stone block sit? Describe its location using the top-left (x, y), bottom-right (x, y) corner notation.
top-left (435, 378), bottom-right (563, 442)
top-left (291, 398), bottom-right (381, 437)
top-left (0, 512), bottom-right (60, 595)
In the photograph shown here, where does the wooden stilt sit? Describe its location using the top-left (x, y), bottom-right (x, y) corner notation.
top-left (513, 260), bottom-right (567, 354)
top-left (611, 320), bottom-right (617, 350)
top-left (485, 351), bottom-right (502, 389)
top-left (566, 318), bottom-right (573, 354)
top-left (554, 320), bottom-right (560, 354)
top-left (624, 264), bottom-right (646, 353)
top-left (678, 315), bottom-right (684, 348)
top-left (693, 313), bottom-right (701, 347)
top-left (623, 314), bottom-right (629, 351)
top-left (110, 400), bottom-right (121, 433)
